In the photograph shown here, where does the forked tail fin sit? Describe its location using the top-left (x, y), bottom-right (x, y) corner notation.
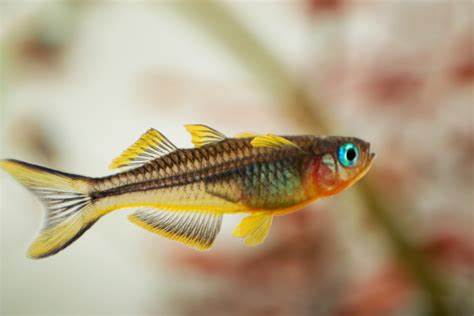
top-left (0, 159), bottom-right (98, 259)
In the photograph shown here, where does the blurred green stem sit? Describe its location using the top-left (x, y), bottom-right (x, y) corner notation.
top-left (173, 2), bottom-right (450, 316)
top-left (172, 1), bottom-right (332, 134)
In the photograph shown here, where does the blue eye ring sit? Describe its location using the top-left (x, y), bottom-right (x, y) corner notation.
top-left (338, 143), bottom-right (359, 167)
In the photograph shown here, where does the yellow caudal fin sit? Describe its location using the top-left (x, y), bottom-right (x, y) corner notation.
top-left (0, 159), bottom-right (98, 259)
top-left (233, 213), bottom-right (273, 246)
top-left (129, 209), bottom-right (223, 250)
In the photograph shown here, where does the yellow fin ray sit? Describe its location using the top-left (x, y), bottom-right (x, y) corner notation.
top-left (0, 159), bottom-right (78, 191)
top-left (184, 124), bottom-right (226, 148)
top-left (233, 213), bottom-right (273, 246)
top-left (28, 211), bottom-right (97, 258)
top-left (250, 134), bottom-right (300, 149)
top-left (235, 132), bottom-right (258, 139)
top-left (129, 209), bottom-right (222, 250)
top-left (0, 159), bottom-right (98, 258)
top-left (109, 128), bottom-right (177, 170)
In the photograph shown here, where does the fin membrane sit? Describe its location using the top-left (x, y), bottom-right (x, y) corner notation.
top-left (235, 132), bottom-right (257, 139)
top-left (250, 134), bottom-right (300, 149)
top-left (184, 124), bottom-right (226, 148)
top-left (0, 159), bottom-right (96, 259)
top-left (233, 213), bottom-right (273, 246)
top-left (109, 128), bottom-right (177, 170)
top-left (28, 215), bottom-right (97, 259)
top-left (129, 209), bottom-right (222, 250)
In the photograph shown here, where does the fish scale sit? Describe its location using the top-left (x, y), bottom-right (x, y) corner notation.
top-left (94, 138), bottom-right (304, 198)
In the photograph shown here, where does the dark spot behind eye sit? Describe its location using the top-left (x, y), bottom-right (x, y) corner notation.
top-left (346, 148), bottom-right (356, 161)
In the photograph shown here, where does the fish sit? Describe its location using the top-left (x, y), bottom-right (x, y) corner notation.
top-left (0, 125), bottom-right (375, 259)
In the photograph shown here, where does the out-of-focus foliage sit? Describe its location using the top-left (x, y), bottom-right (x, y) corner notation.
top-left (0, 1), bottom-right (472, 316)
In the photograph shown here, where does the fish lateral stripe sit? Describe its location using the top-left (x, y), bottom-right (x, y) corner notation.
top-left (93, 137), bottom-right (310, 201)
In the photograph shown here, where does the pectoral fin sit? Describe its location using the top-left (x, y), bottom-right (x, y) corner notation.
top-left (129, 209), bottom-right (222, 250)
top-left (233, 213), bottom-right (273, 246)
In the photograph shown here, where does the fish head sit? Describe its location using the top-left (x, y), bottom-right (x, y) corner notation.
top-left (306, 136), bottom-right (375, 198)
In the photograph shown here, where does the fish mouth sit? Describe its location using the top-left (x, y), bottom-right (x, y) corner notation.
top-left (359, 152), bottom-right (376, 174)
top-left (366, 151), bottom-right (376, 168)
top-left (355, 151), bottom-right (375, 180)
top-left (369, 152), bottom-right (376, 162)
top-left (366, 142), bottom-right (376, 164)
top-left (340, 150), bottom-right (375, 189)
top-left (363, 152), bottom-right (376, 174)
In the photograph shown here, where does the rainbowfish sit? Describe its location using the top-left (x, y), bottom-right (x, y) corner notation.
top-left (0, 125), bottom-right (375, 259)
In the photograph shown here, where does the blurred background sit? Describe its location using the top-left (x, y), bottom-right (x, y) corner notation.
top-left (0, 1), bottom-right (473, 315)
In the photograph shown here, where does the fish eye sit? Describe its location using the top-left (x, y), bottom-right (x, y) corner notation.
top-left (338, 143), bottom-right (359, 168)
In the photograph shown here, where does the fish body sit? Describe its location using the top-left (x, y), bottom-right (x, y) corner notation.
top-left (0, 125), bottom-right (375, 258)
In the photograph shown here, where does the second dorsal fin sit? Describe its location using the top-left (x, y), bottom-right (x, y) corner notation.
top-left (184, 124), bottom-right (227, 147)
top-left (109, 128), bottom-right (178, 170)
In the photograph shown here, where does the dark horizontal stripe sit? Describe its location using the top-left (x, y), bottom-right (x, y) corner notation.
top-left (92, 153), bottom-right (306, 200)
top-left (91, 136), bottom-right (317, 201)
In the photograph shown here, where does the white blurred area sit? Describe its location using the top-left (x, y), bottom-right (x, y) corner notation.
top-left (0, 2), bottom-right (307, 315)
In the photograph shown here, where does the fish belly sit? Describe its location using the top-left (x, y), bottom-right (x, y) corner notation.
top-left (92, 182), bottom-right (246, 215)
top-left (205, 161), bottom-right (310, 212)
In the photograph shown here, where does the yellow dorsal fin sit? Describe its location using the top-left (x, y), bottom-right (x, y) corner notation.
top-left (109, 128), bottom-right (177, 170)
top-left (184, 124), bottom-right (227, 148)
top-left (250, 134), bottom-right (300, 149)
top-left (129, 209), bottom-right (222, 250)
top-left (235, 131), bottom-right (258, 139)
top-left (232, 213), bottom-right (273, 246)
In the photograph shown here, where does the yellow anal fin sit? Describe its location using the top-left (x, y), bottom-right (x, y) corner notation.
top-left (233, 213), bottom-right (273, 246)
top-left (109, 128), bottom-right (177, 170)
top-left (129, 209), bottom-right (222, 250)
top-left (234, 131), bottom-right (257, 139)
top-left (250, 134), bottom-right (300, 150)
top-left (184, 124), bottom-right (226, 148)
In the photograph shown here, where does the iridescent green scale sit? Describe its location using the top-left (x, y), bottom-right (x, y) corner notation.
top-left (237, 158), bottom-right (307, 209)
